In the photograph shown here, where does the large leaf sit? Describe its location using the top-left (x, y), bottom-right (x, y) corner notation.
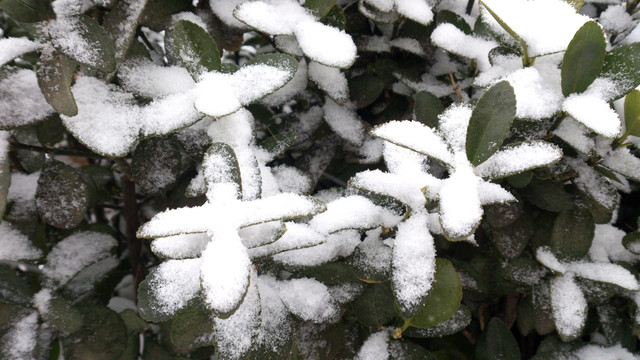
top-left (131, 137), bottom-right (184, 195)
top-left (550, 208), bottom-right (594, 261)
top-left (0, 0), bottom-right (54, 23)
top-left (623, 89), bottom-right (640, 138)
top-left (169, 305), bottom-right (214, 353)
top-left (351, 283), bottom-right (397, 327)
top-left (400, 258), bottom-right (462, 329)
top-left (39, 296), bottom-right (84, 334)
top-left (349, 74), bottom-right (385, 109)
top-left (413, 91), bottom-right (444, 128)
top-left (62, 305), bottom-right (128, 360)
top-left (36, 49), bottom-right (78, 116)
top-left (561, 21), bottom-right (606, 97)
top-left (172, 19), bottom-right (221, 79)
top-left (466, 81), bottom-right (516, 166)
top-left (35, 159), bottom-right (89, 229)
top-left (601, 42), bottom-right (640, 100)
top-left (476, 318), bottom-right (520, 360)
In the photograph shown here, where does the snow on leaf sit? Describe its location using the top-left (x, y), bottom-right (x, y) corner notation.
top-left (438, 164), bottom-right (482, 240)
top-left (0, 69), bottom-right (54, 130)
top-left (323, 98), bottom-right (366, 146)
top-left (309, 195), bottom-right (395, 234)
top-left (569, 159), bottom-right (619, 212)
top-left (355, 331), bottom-right (390, 360)
top-left (573, 344), bottom-right (638, 360)
top-left (476, 181), bottom-right (516, 204)
top-left (248, 222), bottom-right (324, 258)
top-left (566, 262), bottom-right (640, 291)
top-left (535, 246), bottom-right (567, 273)
top-left (272, 230), bottom-right (360, 267)
top-left (150, 233), bottom-right (210, 259)
top-left (213, 270), bottom-right (261, 360)
top-left (563, 93), bottom-right (622, 138)
top-left (203, 143), bottom-right (243, 201)
top-left (200, 232), bottom-right (252, 317)
top-left (262, 58), bottom-right (308, 107)
top-left (395, 0), bottom-right (433, 25)
top-left (43, 231), bottom-right (117, 288)
top-left (589, 224), bottom-right (640, 264)
top-left (0, 311), bottom-right (39, 360)
top-left (392, 212), bottom-right (436, 316)
top-left (254, 276), bottom-right (293, 358)
top-left (308, 61), bottom-right (349, 103)
top-left (372, 121), bottom-right (453, 166)
top-left (276, 278), bottom-right (340, 323)
top-left (550, 275), bottom-right (587, 341)
top-left (0, 223), bottom-right (42, 261)
top-left (552, 117), bottom-right (595, 155)
top-left (239, 221), bottom-right (286, 249)
top-left (237, 193), bottom-right (327, 227)
top-left (431, 23), bottom-right (497, 71)
top-left (0, 38), bottom-right (42, 68)
top-left (475, 141), bottom-right (563, 179)
top-left (601, 147), bottom-right (640, 182)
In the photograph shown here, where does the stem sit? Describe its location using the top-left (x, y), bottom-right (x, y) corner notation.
top-left (9, 141), bottom-right (105, 159)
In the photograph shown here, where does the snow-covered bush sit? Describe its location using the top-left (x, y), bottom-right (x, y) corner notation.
top-left (2, 0), bottom-right (640, 358)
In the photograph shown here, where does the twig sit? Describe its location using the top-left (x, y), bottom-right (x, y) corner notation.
top-left (449, 72), bottom-right (463, 103)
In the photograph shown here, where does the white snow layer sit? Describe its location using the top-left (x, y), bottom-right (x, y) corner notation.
top-left (0, 223), bottom-right (42, 261)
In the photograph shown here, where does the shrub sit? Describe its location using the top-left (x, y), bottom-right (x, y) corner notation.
top-left (1, 0), bottom-right (640, 359)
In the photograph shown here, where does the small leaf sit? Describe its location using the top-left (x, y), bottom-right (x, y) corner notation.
top-left (131, 137), bottom-right (184, 196)
top-left (623, 90), bottom-right (640, 138)
top-left (172, 19), bottom-right (221, 79)
top-left (476, 318), bottom-right (520, 360)
top-left (466, 81), bottom-right (516, 166)
top-left (507, 170), bottom-right (533, 188)
top-left (601, 42), bottom-right (640, 100)
top-left (40, 297), bottom-right (84, 334)
top-left (119, 309), bottom-right (147, 333)
top-left (564, 0), bottom-right (585, 11)
top-left (521, 178), bottom-right (573, 212)
top-left (561, 21), bottom-right (606, 97)
top-left (622, 232), bottom-right (640, 255)
top-left (202, 142), bottom-right (242, 201)
top-left (550, 275), bottom-right (587, 341)
top-left (258, 131), bottom-right (299, 160)
top-left (550, 208), bottom-right (594, 261)
top-left (303, 0), bottom-right (337, 18)
top-left (349, 74), bottom-right (385, 109)
top-left (0, 266), bottom-right (33, 304)
top-left (35, 159), bottom-right (89, 229)
top-left (413, 91), bottom-right (444, 128)
top-left (491, 215), bottom-right (533, 260)
top-left (36, 49), bottom-right (78, 116)
top-left (62, 305), bottom-right (128, 360)
top-left (170, 305), bottom-right (214, 352)
top-left (402, 258), bottom-right (462, 329)
top-left (351, 283), bottom-right (397, 327)
top-left (403, 305), bottom-right (472, 338)
top-left (0, 0), bottom-right (54, 23)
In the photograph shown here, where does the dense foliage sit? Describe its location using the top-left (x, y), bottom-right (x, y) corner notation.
top-left (2, 0), bottom-right (640, 359)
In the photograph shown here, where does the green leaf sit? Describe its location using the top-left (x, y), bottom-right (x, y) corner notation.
top-left (0, 266), bottom-right (33, 304)
top-left (351, 283), bottom-right (397, 327)
top-left (623, 90), bottom-right (640, 138)
top-left (36, 49), bottom-right (78, 116)
top-left (35, 159), bottom-right (90, 229)
top-left (435, 10), bottom-right (472, 34)
top-left (466, 81), bottom-right (516, 166)
top-left (103, 0), bottom-right (149, 63)
top-left (35, 116), bottom-right (65, 146)
top-left (601, 42), bottom-right (640, 100)
top-left (491, 214), bottom-right (533, 260)
top-left (62, 304), bottom-right (128, 360)
top-left (132, 137), bottom-right (184, 196)
top-left (137, 268), bottom-right (192, 323)
top-left (479, 0), bottom-right (528, 60)
top-left (245, 53), bottom-right (299, 78)
top-left (303, 0), bottom-right (337, 18)
top-left (320, 5), bottom-right (345, 30)
top-left (54, 15), bottom-right (116, 73)
top-left (172, 19), bottom-right (221, 79)
top-left (561, 21), bottom-right (606, 97)
top-left (40, 297), bottom-right (84, 334)
top-left (170, 305), bottom-right (214, 353)
top-left (476, 318), bottom-right (520, 360)
top-left (622, 232), bottom-right (640, 255)
top-left (119, 309), bottom-right (147, 333)
top-left (564, 0), bottom-right (585, 11)
top-left (0, 0), bottom-right (54, 23)
top-left (349, 74), bottom-right (385, 109)
top-left (258, 131), bottom-right (299, 160)
top-left (402, 258), bottom-right (462, 329)
top-left (388, 340), bottom-right (437, 360)
top-left (550, 208), bottom-right (594, 260)
top-left (413, 91), bottom-right (444, 128)
top-left (521, 178), bottom-right (573, 212)
top-left (403, 305), bottom-right (472, 338)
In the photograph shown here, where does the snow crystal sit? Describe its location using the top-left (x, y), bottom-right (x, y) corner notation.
top-left (43, 231), bottom-right (117, 287)
top-left (392, 212), bottom-right (436, 314)
top-left (570, 159), bottom-right (618, 211)
top-left (0, 69), bottom-right (54, 129)
top-left (589, 224), bottom-right (640, 263)
top-left (475, 141), bottom-right (563, 179)
top-left (431, 23), bottom-right (497, 71)
top-left (0, 222), bottom-right (42, 261)
top-left (599, 5), bottom-right (633, 33)
top-left (480, 0), bottom-right (590, 57)
top-left (328, 282), bottom-right (363, 304)
top-left (33, 289), bottom-right (52, 315)
top-left (146, 259), bottom-right (201, 317)
top-left (119, 60), bottom-right (195, 98)
top-left (200, 233), bottom-right (251, 315)
top-left (151, 233), bottom-right (210, 259)
top-left (277, 278), bottom-right (339, 323)
top-left (262, 58), bottom-right (308, 107)
top-left (372, 121), bottom-right (453, 165)
top-left (550, 275), bottom-right (587, 340)
top-left (0, 38), bottom-right (41, 67)
top-left (356, 331), bottom-right (390, 360)
top-left (232, 64), bottom-right (293, 104)
top-left (0, 312), bottom-right (38, 360)
top-left (309, 62), bottom-right (349, 103)
top-left (323, 98), bottom-right (366, 146)
top-left (438, 163), bottom-right (482, 239)
top-left (351, 228), bottom-right (392, 278)
top-left (234, 0), bottom-right (305, 35)
top-left (566, 262), bottom-right (640, 291)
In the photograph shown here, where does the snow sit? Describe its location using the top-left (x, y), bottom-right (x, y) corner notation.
top-left (0, 222), bottom-right (42, 261)
top-left (0, 312), bottom-right (38, 360)
top-left (270, 165), bottom-right (313, 194)
top-left (248, 222), bottom-right (324, 258)
top-left (475, 141), bottom-right (563, 179)
top-left (566, 262), bottom-right (640, 290)
top-left (437, 104), bottom-right (473, 153)
top-left (272, 230), bottom-right (360, 266)
top-left (553, 117), bottom-right (595, 155)
top-left (372, 121), bottom-right (453, 165)
top-left (601, 147), bottom-right (640, 182)
top-left (239, 221), bottom-right (286, 249)
top-left (391, 212), bottom-right (436, 314)
top-left (589, 224), bottom-right (640, 263)
top-left (563, 93), bottom-right (622, 138)
top-left (438, 163), bottom-right (482, 239)
top-left (0, 38), bottom-right (41, 67)
top-left (255, 276), bottom-right (293, 355)
top-left (505, 67), bottom-right (564, 120)
top-left (200, 233), bottom-right (252, 315)
top-left (146, 259), bottom-right (201, 317)
top-left (276, 278), bottom-right (339, 323)
top-left (351, 229), bottom-right (392, 278)
top-left (151, 233), bottom-right (210, 259)
top-left (570, 159), bottom-right (618, 211)
top-left (309, 196), bottom-right (395, 234)
top-left (395, 0), bottom-right (433, 25)
top-left (45, 15), bottom-right (103, 68)
top-left (43, 231), bottom-right (117, 287)
top-left (210, 0), bottom-right (249, 29)
top-left (0, 69), bottom-right (54, 129)
top-left (599, 5), bottom-right (633, 33)
top-left (323, 99), bottom-right (366, 146)
top-left (118, 60), bottom-right (195, 98)
top-left (536, 247), bottom-right (568, 273)
top-left (573, 344), bottom-right (638, 360)
top-left (33, 289), bottom-right (52, 315)
top-left (308, 62), bottom-right (349, 103)
top-left (294, 21), bottom-right (357, 68)
top-left (262, 58), bottom-right (308, 107)
top-left (550, 274), bottom-right (587, 340)
top-left (480, 0), bottom-right (590, 57)
top-left (389, 38), bottom-right (425, 56)
top-left (356, 331), bottom-right (390, 360)
top-left (431, 23), bottom-right (497, 71)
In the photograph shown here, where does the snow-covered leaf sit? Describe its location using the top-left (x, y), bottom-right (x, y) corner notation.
top-left (601, 42), bottom-right (640, 100)
top-left (0, 69), bottom-right (54, 130)
top-left (36, 48), bottom-right (78, 117)
top-left (0, 223), bottom-right (41, 261)
top-left (563, 92), bottom-right (621, 138)
top-left (0, 38), bottom-right (42, 68)
top-left (172, 19), bottom-right (221, 79)
top-left (253, 276), bottom-right (294, 359)
top-left (601, 147), bottom-right (640, 182)
top-left (355, 331), bottom-right (390, 360)
top-left (151, 233), bottom-right (210, 259)
top-left (566, 262), bottom-right (640, 290)
top-left (248, 222), bottom-right (324, 258)
top-left (309, 61), bottom-right (348, 103)
top-left (475, 141), bottom-right (562, 179)
top-left (169, 305), bottom-right (214, 352)
top-left (372, 121), bottom-right (453, 166)
top-left (439, 165), bottom-right (482, 240)
top-left (323, 98), bottom-right (366, 146)
top-left (203, 143), bottom-right (242, 201)
top-left (276, 277), bottom-right (340, 323)
top-left (550, 275), bottom-right (587, 341)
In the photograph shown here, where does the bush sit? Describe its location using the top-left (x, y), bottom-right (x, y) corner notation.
top-left (1, 0), bottom-right (640, 358)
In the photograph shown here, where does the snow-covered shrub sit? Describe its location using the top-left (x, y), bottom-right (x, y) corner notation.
top-left (2, 0), bottom-right (640, 358)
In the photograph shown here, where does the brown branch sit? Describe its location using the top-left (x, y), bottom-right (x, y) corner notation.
top-left (449, 71), bottom-right (463, 103)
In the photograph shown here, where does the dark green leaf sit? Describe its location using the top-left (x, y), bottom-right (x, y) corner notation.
top-left (388, 340), bottom-right (437, 360)
top-left (466, 81), bottom-right (516, 165)
top-left (35, 159), bottom-right (89, 229)
top-left (54, 15), bottom-right (116, 73)
top-left (561, 21), bottom-right (606, 97)
top-left (0, 147), bottom-right (10, 219)
top-left (245, 53), bottom-right (298, 79)
top-left (601, 42), bottom-right (640, 100)
top-left (403, 258), bottom-right (462, 329)
top-left (413, 91), bottom-right (444, 128)
top-left (35, 116), bottom-right (65, 146)
top-left (521, 178), bottom-right (573, 212)
top-left (351, 238), bottom-right (391, 283)
top-left (220, 62), bottom-right (240, 74)
top-left (491, 214), bottom-right (533, 259)
top-left (172, 19), bottom-right (221, 79)
top-left (351, 283), bottom-right (397, 327)
top-left (40, 297), bottom-right (84, 334)
top-left (170, 305), bottom-right (214, 352)
top-left (117, 334), bottom-right (140, 360)
top-left (119, 309), bottom-right (147, 333)
top-left (349, 74), bottom-right (385, 109)
top-left (0, 0), bottom-right (54, 23)
top-left (485, 200), bottom-right (524, 229)
top-left (36, 49), bottom-right (78, 116)
top-left (506, 170), bottom-right (533, 188)
top-left (303, 0), bottom-right (337, 18)
top-left (622, 232), bottom-right (640, 255)
top-left (258, 131), bottom-right (299, 159)
top-left (550, 207), bottom-right (594, 260)
top-left (476, 318), bottom-right (520, 360)
top-left (564, 0), bottom-right (585, 11)
top-left (435, 10), bottom-right (472, 34)
top-left (62, 304), bottom-right (128, 360)
top-left (403, 305), bottom-right (472, 338)
top-left (0, 266), bottom-right (33, 304)
top-left (103, 0), bottom-right (149, 62)
top-left (516, 295), bottom-right (535, 336)
top-left (13, 127), bottom-right (45, 173)
top-left (138, 0), bottom-right (192, 31)
top-left (137, 267), bottom-right (193, 322)
top-left (321, 5), bottom-right (346, 30)
top-left (132, 137), bottom-right (184, 195)
top-left (623, 89), bottom-right (640, 138)
top-left (142, 339), bottom-right (173, 360)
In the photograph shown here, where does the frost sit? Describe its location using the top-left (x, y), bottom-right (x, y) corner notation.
top-left (276, 278), bottom-right (339, 323)
top-left (356, 331), bottom-right (390, 360)
top-left (322, 98), bottom-right (366, 146)
top-left (0, 69), bottom-right (54, 129)
top-left (475, 141), bottom-right (563, 179)
top-left (0, 38), bottom-right (42, 67)
top-left (0, 312), bottom-right (39, 360)
top-left (550, 275), bottom-right (587, 340)
top-left (309, 62), bottom-right (349, 103)
top-left (0, 223), bottom-right (42, 261)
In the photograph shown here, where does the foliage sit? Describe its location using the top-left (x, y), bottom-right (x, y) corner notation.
top-left (1, 0), bottom-right (640, 359)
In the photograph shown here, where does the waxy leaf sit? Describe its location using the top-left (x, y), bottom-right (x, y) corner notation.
top-left (561, 21), bottom-right (606, 97)
top-left (172, 20), bottom-right (221, 79)
top-left (550, 208), bottom-right (594, 260)
top-left (623, 90), bottom-right (640, 138)
top-left (0, 0), bottom-right (54, 23)
top-left (601, 42), bottom-right (640, 100)
top-left (37, 49), bottom-right (78, 116)
top-left (476, 318), bottom-right (520, 360)
top-left (413, 91), bottom-right (444, 128)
